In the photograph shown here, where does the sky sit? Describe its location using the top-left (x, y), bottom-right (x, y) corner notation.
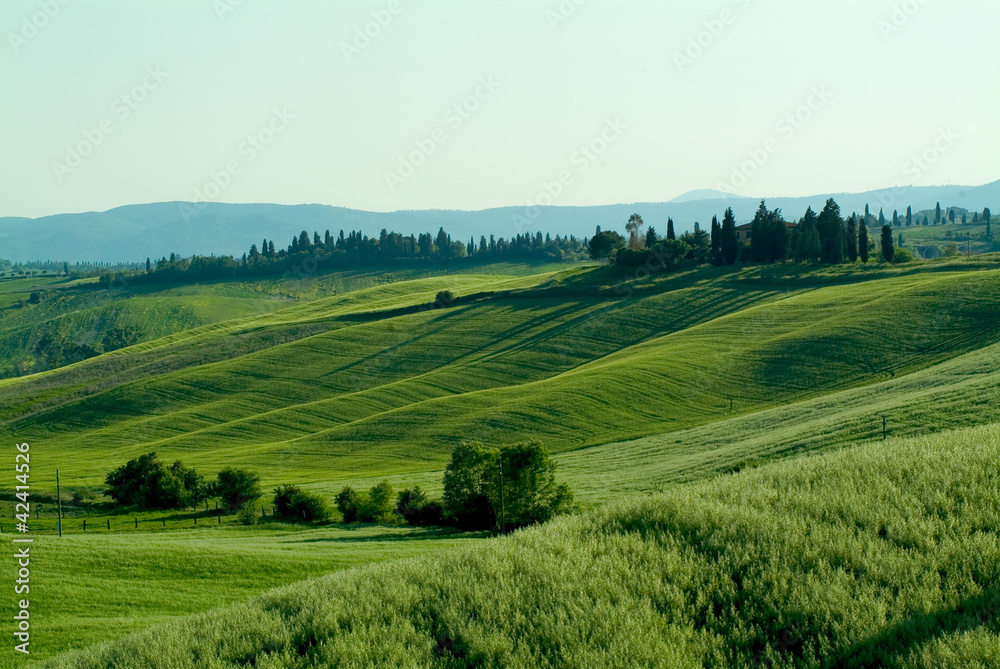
top-left (1, 0), bottom-right (998, 219)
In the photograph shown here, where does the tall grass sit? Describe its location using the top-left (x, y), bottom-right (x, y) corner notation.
top-left (34, 422), bottom-right (1000, 668)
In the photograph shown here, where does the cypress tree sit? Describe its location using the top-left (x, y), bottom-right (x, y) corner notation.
top-left (859, 220), bottom-right (869, 264)
top-left (710, 216), bottom-right (722, 265)
top-left (817, 198), bottom-right (845, 264)
top-left (798, 206), bottom-right (821, 263)
top-left (881, 225), bottom-right (894, 263)
top-left (906, 206), bottom-right (912, 227)
top-left (935, 202), bottom-right (942, 224)
top-left (846, 215), bottom-right (858, 262)
top-left (985, 208), bottom-right (992, 237)
top-left (667, 218), bottom-right (676, 241)
top-left (892, 210), bottom-right (899, 227)
top-left (878, 208), bottom-right (886, 227)
top-left (721, 208), bottom-right (738, 266)
top-left (750, 201), bottom-right (769, 263)
top-left (145, 258), bottom-right (151, 272)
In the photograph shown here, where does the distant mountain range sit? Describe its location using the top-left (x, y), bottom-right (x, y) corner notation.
top-left (1, 181), bottom-right (996, 263)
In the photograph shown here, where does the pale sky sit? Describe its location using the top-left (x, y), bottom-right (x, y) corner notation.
top-left (2, 0), bottom-right (998, 218)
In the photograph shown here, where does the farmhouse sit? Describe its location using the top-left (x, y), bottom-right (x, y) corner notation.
top-left (735, 221), bottom-right (798, 244)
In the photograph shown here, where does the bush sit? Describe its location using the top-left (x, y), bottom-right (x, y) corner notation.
top-left (104, 453), bottom-right (206, 510)
top-left (435, 290), bottom-right (456, 308)
top-left (397, 486), bottom-right (443, 526)
top-left (892, 247), bottom-right (915, 264)
top-left (210, 468), bottom-right (261, 512)
top-left (237, 504), bottom-right (258, 526)
top-left (443, 441), bottom-right (574, 532)
top-left (273, 485), bottom-right (331, 521)
top-left (359, 480), bottom-right (396, 524)
top-left (336, 486), bottom-right (359, 523)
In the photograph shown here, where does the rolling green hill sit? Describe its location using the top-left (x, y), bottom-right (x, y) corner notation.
top-left (4, 258), bottom-right (1000, 663)
top-left (36, 422), bottom-right (1000, 668)
top-left (4, 263), bottom-right (999, 491)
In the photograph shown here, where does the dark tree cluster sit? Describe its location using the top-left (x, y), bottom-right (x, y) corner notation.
top-left (122, 227), bottom-right (587, 287)
top-left (104, 454), bottom-right (261, 513)
top-left (334, 441), bottom-right (573, 533)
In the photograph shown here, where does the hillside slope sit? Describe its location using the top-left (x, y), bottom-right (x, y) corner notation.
top-left (38, 422), bottom-right (1000, 668)
top-left (3, 267), bottom-right (999, 490)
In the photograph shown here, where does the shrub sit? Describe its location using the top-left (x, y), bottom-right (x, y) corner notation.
top-left (273, 485), bottom-right (331, 521)
top-left (335, 486), bottom-right (359, 523)
top-left (237, 504), bottom-right (258, 526)
top-left (892, 247), bottom-right (915, 264)
top-left (210, 468), bottom-right (261, 512)
top-left (359, 480), bottom-right (396, 524)
top-left (104, 453), bottom-right (205, 510)
top-left (435, 290), bottom-right (456, 308)
top-left (443, 441), bottom-right (574, 531)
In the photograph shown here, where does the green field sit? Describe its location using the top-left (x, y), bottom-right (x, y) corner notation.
top-left (2, 256), bottom-right (1000, 665)
top-left (33, 422), bottom-right (1000, 668)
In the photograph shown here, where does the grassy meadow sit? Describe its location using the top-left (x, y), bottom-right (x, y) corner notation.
top-left (1, 255), bottom-right (999, 664)
top-left (32, 422), bottom-right (1000, 668)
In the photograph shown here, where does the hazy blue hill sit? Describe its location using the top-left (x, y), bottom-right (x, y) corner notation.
top-left (1, 182), bottom-right (995, 263)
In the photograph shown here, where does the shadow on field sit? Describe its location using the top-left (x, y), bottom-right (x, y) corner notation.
top-left (294, 526), bottom-right (488, 544)
top-left (832, 587), bottom-right (1000, 668)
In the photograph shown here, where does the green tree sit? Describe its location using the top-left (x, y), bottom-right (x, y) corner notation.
top-left (625, 213), bottom-right (644, 250)
top-left (797, 207), bottom-right (821, 263)
top-left (443, 443), bottom-right (495, 530)
top-left (273, 485), bottom-right (330, 521)
top-left (906, 205), bottom-right (912, 227)
top-left (666, 218), bottom-right (676, 241)
top-left (490, 441), bottom-right (573, 532)
top-left (948, 209), bottom-right (956, 224)
top-left (935, 202), bottom-right (942, 224)
top-left (749, 201), bottom-right (769, 263)
top-left (104, 452), bottom-right (163, 506)
top-left (362, 480), bottom-right (397, 523)
top-left (709, 215), bottom-right (722, 265)
top-left (645, 227), bottom-right (657, 248)
top-left (335, 486), bottom-right (359, 523)
top-left (881, 225), bottom-right (894, 263)
top-left (721, 207), bottom-right (738, 265)
top-left (817, 198), bottom-right (845, 264)
top-left (211, 468), bottom-right (261, 512)
top-left (846, 215), bottom-right (858, 263)
top-left (985, 208), bottom-right (992, 237)
top-left (588, 231), bottom-right (626, 262)
top-left (892, 210), bottom-right (899, 227)
top-left (859, 220), bottom-right (869, 264)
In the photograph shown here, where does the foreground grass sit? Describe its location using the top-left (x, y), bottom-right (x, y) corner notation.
top-left (0, 524), bottom-right (481, 663)
top-left (32, 422), bottom-right (1000, 668)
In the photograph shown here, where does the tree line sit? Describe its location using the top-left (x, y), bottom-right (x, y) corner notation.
top-left (101, 441), bottom-right (573, 533)
top-left (589, 199), bottom-right (994, 269)
top-left (99, 227), bottom-right (589, 287)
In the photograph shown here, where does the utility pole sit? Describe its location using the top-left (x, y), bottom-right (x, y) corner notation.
top-left (499, 455), bottom-right (506, 535)
top-left (56, 468), bottom-right (63, 538)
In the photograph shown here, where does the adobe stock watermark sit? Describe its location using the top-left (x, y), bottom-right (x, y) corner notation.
top-left (179, 107), bottom-right (295, 222)
top-left (511, 117), bottom-right (628, 234)
top-left (213, 0), bottom-right (244, 21)
top-left (673, 0), bottom-right (751, 73)
top-left (546, 0), bottom-right (587, 31)
top-left (877, 0), bottom-right (929, 41)
top-left (341, 0), bottom-right (409, 63)
top-left (870, 126), bottom-right (960, 213)
top-left (717, 85), bottom-right (833, 195)
top-left (384, 75), bottom-right (500, 192)
top-left (51, 66), bottom-right (168, 183)
top-left (8, 0), bottom-right (71, 54)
